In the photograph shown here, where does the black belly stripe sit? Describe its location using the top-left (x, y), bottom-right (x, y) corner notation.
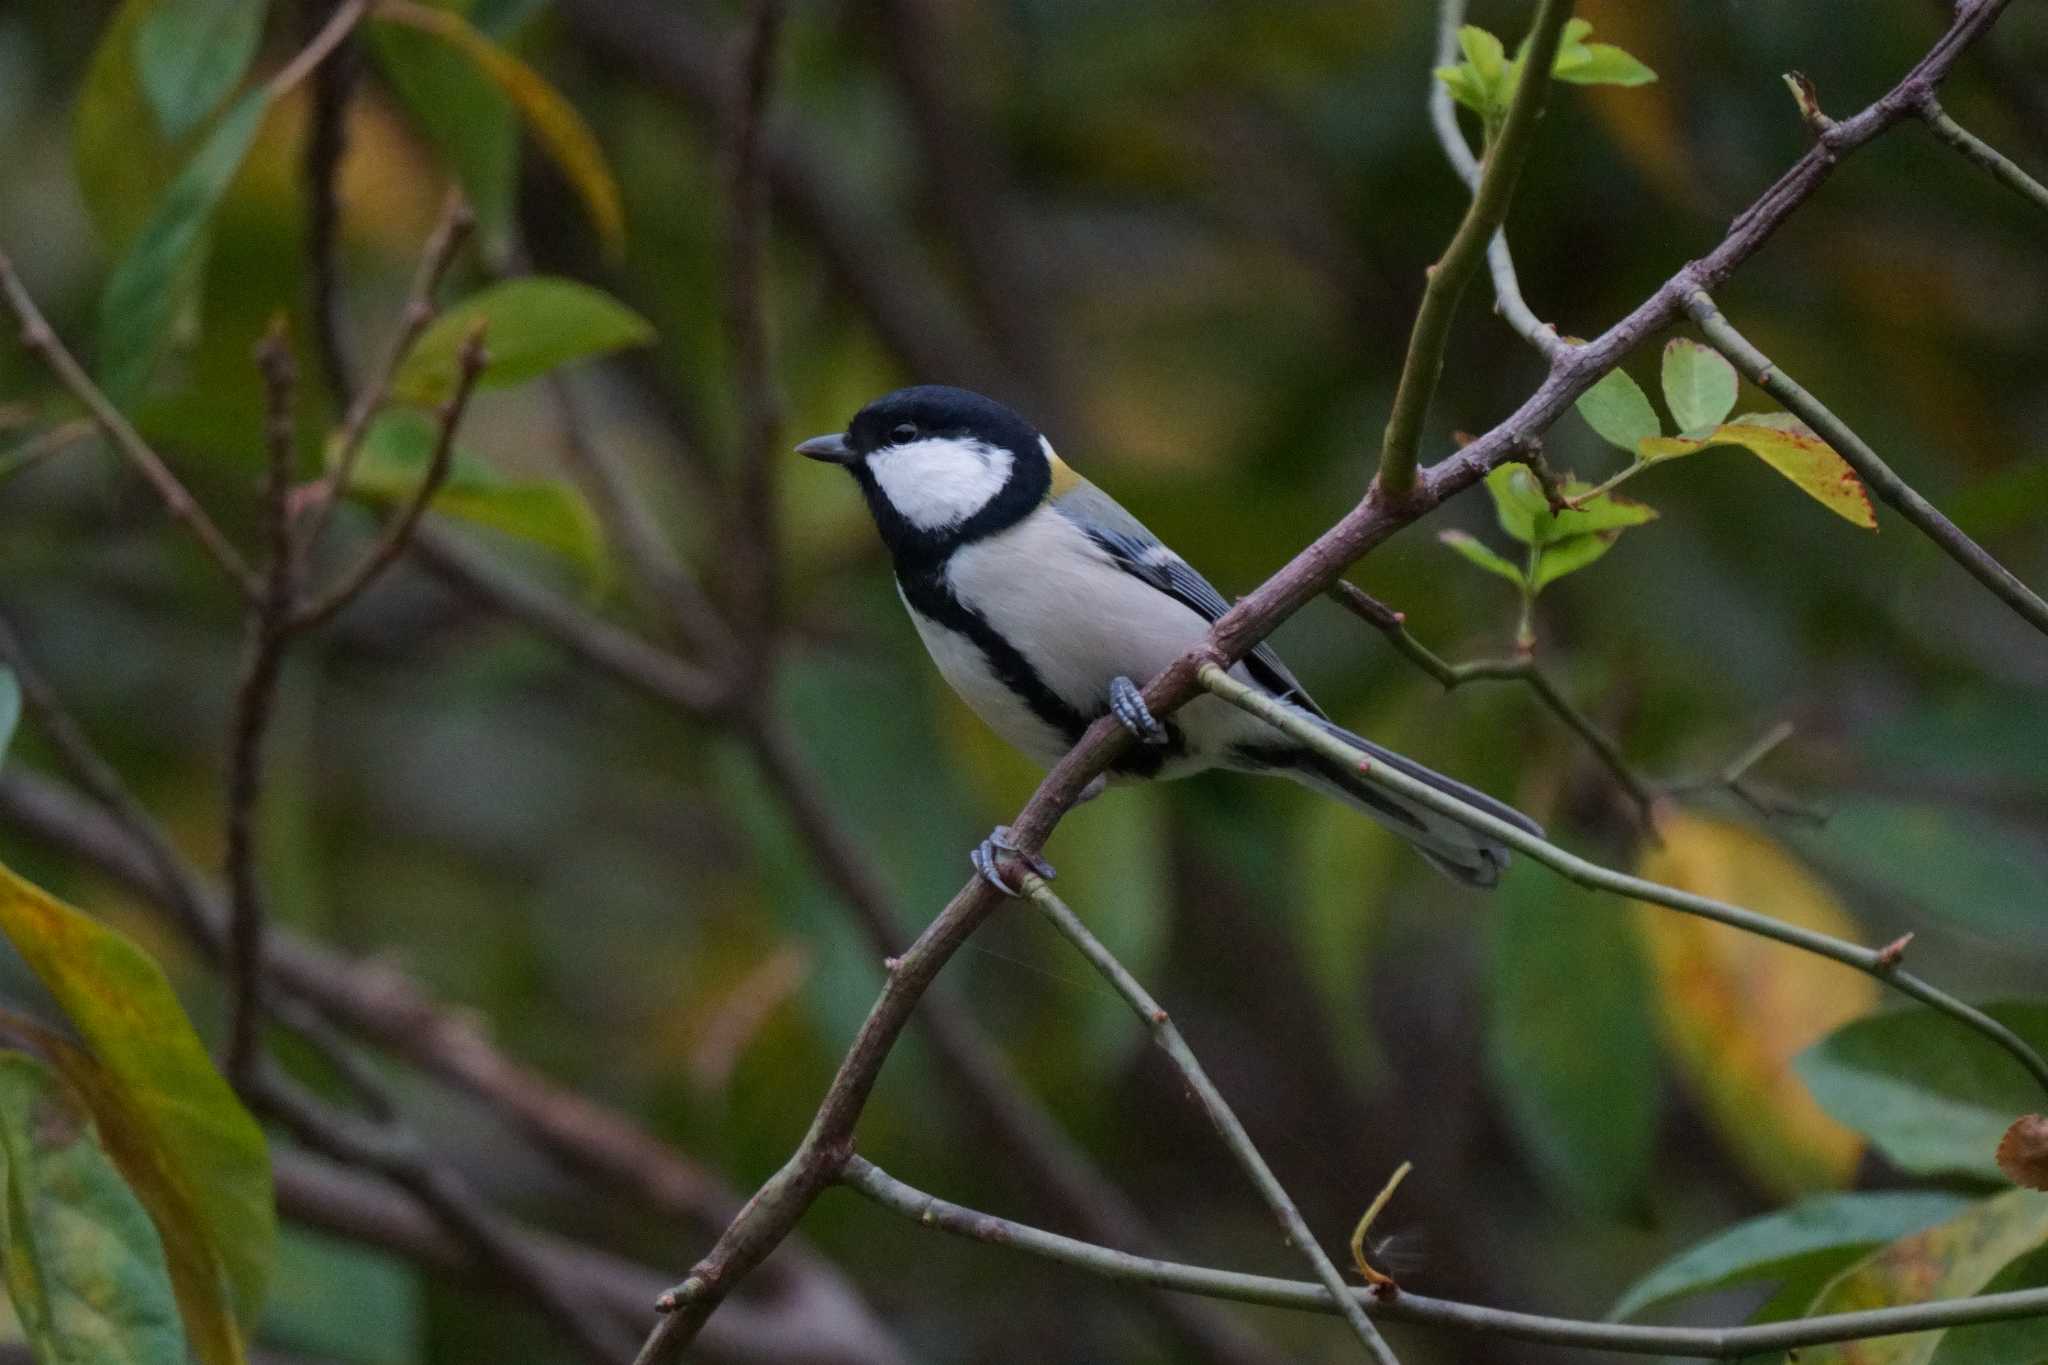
top-left (899, 565), bottom-right (1092, 743)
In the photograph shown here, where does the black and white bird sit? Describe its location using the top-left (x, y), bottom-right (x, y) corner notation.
top-left (797, 385), bottom-right (1539, 891)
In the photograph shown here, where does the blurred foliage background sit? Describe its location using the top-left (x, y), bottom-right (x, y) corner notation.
top-left (2, 1), bottom-right (2047, 1362)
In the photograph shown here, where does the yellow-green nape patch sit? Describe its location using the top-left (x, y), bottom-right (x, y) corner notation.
top-left (1046, 449), bottom-right (1086, 501)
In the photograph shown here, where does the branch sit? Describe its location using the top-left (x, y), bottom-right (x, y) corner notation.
top-left (839, 1156), bottom-right (2048, 1359)
top-left (1917, 92), bottom-right (2048, 213)
top-left (296, 192), bottom-right (474, 565)
top-left (631, 4), bottom-right (2028, 1353)
top-left (1376, 0), bottom-right (1577, 495)
top-left (291, 323), bottom-right (487, 630)
top-left (302, 0), bottom-right (364, 407)
top-left (1195, 660), bottom-right (2048, 1098)
top-left (0, 250), bottom-right (256, 595)
top-left (1327, 580), bottom-right (1657, 824)
top-left (1020, 875), bottom-right (1403, 1364)
top-left (1426, 0), bottom-right (1566, 360)
top-left (1685, 288), bottom-right (2048, 636)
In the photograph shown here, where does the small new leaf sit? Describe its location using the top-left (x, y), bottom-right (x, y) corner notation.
top-left (1532, 532), bottom-right (1619, 590)
top-left (1576, 366), bottom-right (1663, 453)
top-left (1661, 339), bottom-right (1739, 434)
top-left (1554, 44), bottom-right (1656, 87)
top-left (1439, 530), bottom-right (1526, 587)
top-left (1639, 413), bottom-right (1876, 528)
top-left (1484, 463), bottom-right (1551, 545)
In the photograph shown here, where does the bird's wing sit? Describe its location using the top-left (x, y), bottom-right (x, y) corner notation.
top-left (1048, 476), bottom-right (1328, 719)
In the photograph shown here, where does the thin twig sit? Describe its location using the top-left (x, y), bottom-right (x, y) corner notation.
top-left (292, 324), bottom-right (488, 630)
top-left (1328, 581), bottom-right (1657, 823)
top-left (297, 193), bottom-right (475, 567)
top-left (304, 0), bottom-right (364, 408)
top-left (0, 251), bottom-right (257, 595)
top-left (1196, 660), bottom-right (2048, 1097)
top-left (1918, 93), bottom-right (2048, 214)
top-left (840, 1156), bottom-right (2048, 1359)
top-left (1685, 288), bottom-right (2048, 637)
top-left (1377, 0), bottom-right (1577, 495)
top-left (0, 419), bottom-right (95, 485)
top-left (264, 0), bottom-right (368, 102)
top-left (1021, 874), bottom-right (1403, 1365)
top-left (1427, 0), bottom-right (1566, 360)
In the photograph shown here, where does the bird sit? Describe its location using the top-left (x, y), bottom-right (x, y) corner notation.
top-left (796, 385), bottom-right (1540, 892)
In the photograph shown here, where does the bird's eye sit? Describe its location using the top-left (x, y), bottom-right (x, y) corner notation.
top-left (890, 422), bottom-right (919, 443)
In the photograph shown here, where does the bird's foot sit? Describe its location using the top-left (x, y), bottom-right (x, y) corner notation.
top-left (1109, 675), bottom-right (1168, 746)
top-left (971, 825), bottom-right (1055, 897)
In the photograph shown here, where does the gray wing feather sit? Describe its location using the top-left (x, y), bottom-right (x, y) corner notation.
top-left (1050, 483), bottom-right (1326, 719)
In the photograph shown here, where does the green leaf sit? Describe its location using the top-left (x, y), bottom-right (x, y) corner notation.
top-left (1486, 873), bottom-right (1659, 1216)
top-left (1926, 1243), bottom-right (2048, 1365)
top-left (1438, 529), bottom-right (1526, 586)
top-left (1660, 338), bottom-right (1739, 434)
top-left (393, 278), bottom-right (656, 404)
top-left (1610, 1191), bottom-right (1972, 1320)
top-left (345, 408), bottom-right (607, 577)
top-left (96, 86), bottom-right (270, 402)
top-left (1801, 1190), bottom-right (2048, 1365)
top-left (75, 0), bottom-right (181, 250)
top-left (369, 8), bottom-right (519, 250)
top-left (1549, 488), bottom-right (1659, 540)
top-left (1575, 366), bottom-right (1663, 453)
top-left (135, 0), bottom-right (270, 140)
top-left (0, 860), bottom-right (274, 1355)
top-left (259, 1228), bottom-right (423, 1365)
top-left (1795, 1002), bottom-right (2048, 1183)
top-left (1554, 43), bottom-right (1657, 87)
top-left (1638, 414), bottom-right (1877, 528)
top-left (1457, 25), bottom-right (1505, 85)
top-left (1483, 463), bottom-right (1549, 544)
top-left (0, 666), bottom-right (19, 769)
top-left (1531, 532), bottom-right (1620, 591)
top-left (1433, 63), bottom-right (1489, 116)
top-left (372, 2), bottom-right (627, 256)
top-left (0, 1053), bottom-right (189, 1365)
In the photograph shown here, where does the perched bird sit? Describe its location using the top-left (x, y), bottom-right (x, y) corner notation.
top-left (797, 385), bottom-right (1539, 891)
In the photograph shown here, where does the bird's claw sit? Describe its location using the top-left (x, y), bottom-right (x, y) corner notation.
top-left (971, 825), bottom-right (1055, 897)
top-left (1109, 675), bottom-right (1168, 746)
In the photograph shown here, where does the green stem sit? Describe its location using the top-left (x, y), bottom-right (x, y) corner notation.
top-left (1197, 662), bottom-right (2048, 1099)
top-left (1376, 0), bottom-right (1576, 497)
top-left (1919, 95), bottom-right (2048, 215)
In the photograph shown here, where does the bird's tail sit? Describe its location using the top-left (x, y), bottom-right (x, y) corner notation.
top-left (1263, 715), bottom-right (1542, 889)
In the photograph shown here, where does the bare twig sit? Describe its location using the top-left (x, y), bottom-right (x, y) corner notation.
top-left (1196, 661), bottom-right (2048, 1096)
top-left (1918, 93), bottom-right (2048, 214)
top-left (840, 1156), bottom-right (2048, 1358)
top-left (1377, 0), bottom-right (1576, 495)
top-left (303, 0), bottom-right (364, 407)
top-left (1685, 289), bottom-right (2048, 637)
top-left (1021, 874), bottom-right (1404, 1365)
top-left (0, 250), bottom-right (257, 595)
top-left (632, 3), bottom-right (2028, 1355)
top-left (293, 324), bottom-right (487, 630)
top-left (297, 193), bottom-right (475, 565)
top-left (1327, 580), bottom-right (1658, 823)
top-left (0, 419), bottom-right (95, 485)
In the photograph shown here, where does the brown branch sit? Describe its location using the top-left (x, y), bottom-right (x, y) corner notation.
top-left (296, 193), bottom-right (475, 565)
top-left (0, 250), bottom-right (257, 596)
top-left (291, 324), bottom-right (487, 630)
top-left (303, 0), bottom-right (363, 408)
top-left (631, 2), bottom-right (2024, 1355)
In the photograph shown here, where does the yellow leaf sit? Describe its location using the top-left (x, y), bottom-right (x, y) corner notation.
top-left (1801, 1189), bottom-right (2048, 1365)
top-left (1632, 813), bottom-right (1877, 1197)
top-left (1637, 414), bottom-right (1877, 529)
top-left (372, 1), bottom-right (626, 257)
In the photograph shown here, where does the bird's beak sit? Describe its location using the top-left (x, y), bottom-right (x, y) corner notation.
top-left (795, 432), bottom-right (855, 464)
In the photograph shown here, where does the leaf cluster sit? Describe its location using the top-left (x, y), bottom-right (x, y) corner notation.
top-left (1436, 19), bottom-right (1655, 141)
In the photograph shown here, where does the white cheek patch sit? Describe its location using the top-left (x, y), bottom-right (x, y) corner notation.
top-left (867, 437), bottom-right (1014, 531)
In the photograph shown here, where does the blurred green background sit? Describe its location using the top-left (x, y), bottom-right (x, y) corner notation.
top-left (2, 1), bottom-right (2047, 1362)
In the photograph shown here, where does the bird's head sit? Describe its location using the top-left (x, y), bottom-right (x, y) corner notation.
top-left (797, 385), bottom-right (1053, 560)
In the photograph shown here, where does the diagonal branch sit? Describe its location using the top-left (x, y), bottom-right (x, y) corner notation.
top-left (1376, 0), bottom-right (1577, 495)
top-left (1196, 660), bottom-right (2048, 1097)
top-left (1021, 875), bottom-right (1403, 1364)
top-left (1684, 289), bottom-right (2048, 636)
top-left (1917, 92), bottom-right (2048, 213)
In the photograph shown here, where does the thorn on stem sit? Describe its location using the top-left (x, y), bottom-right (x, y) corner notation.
top-left (1874, 932), bottom-right (1915, 971)
top-left (1783, 71), bottom-right (1835, 138)
top-left (883, 956), bottom-right (901, 973)
top-left (1150, 1007), bottom-right (1169, 1025)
